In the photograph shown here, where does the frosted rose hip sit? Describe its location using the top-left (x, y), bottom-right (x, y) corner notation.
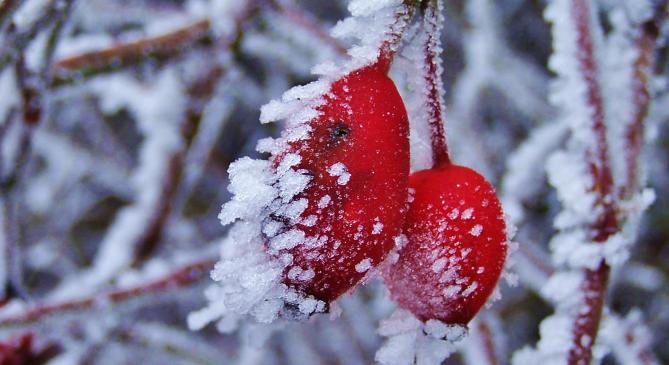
top-left (270, 62), bottom-right (410, 302)
top-left (384, 164), bottom-right (507, 325)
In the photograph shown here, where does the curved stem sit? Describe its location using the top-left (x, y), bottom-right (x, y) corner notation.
top-left (376, 4), bottom-right (418, 74)
top-left (423, 0), bottom-right (450, 167)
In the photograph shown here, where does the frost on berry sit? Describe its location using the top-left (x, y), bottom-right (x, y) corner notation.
top-left (383, 164), bottom-right (508, 325)
top-left (190, 0), bottom-right (411, 331)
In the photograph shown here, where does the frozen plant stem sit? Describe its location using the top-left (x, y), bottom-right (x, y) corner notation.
top-left (0, 257), bottom-right (216, 327)
top-left (422, 0), bottom-right (450, 167)
top-left (622, 7), bottom-right (665, 198)
top-left (564, 0), bottom-right (662, 363)
top-left (51, 19), bottom-right (212, 86)
top-left (566, 1), bottom-right (615, 363)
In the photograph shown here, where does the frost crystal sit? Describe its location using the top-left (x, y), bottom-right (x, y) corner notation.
top-left (376, 309), bottom-right (466, 365)
top-left (327, 162), bottom-right (351, 185)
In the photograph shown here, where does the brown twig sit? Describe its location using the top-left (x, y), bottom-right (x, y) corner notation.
top-left (51, 19), bottom-right (212, 85)
top-left (0, 257), bottom-right (216, 327)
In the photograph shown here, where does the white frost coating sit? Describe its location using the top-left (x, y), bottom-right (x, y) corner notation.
top-left (601, 8), bottom-right (638, 189)
top-left (206, 0), bottom-right (250, 39)
top-left (376, 309), bottom-right (466, 365)
top-left (462, 282), bottom-right (478, 297)
top-left (600, 310), bottom-right (656, 365)
top-left (390, 2), bottom-right (446, 170)
top-left (514, 2), bottom-right (658, 363)
top-left (546, 151), bottom-right (597, 230)
top-left (431, 258), bottom-right (447, 273)
top-left (0, 69), bottom-right (19, 125)
top-left (622, 0), bottom-right (654, 24)
top-left (501, 122), bottom-right (569, 225)
top-left (469, 224), bottom-right (483, 237)
top-left (327, 162), bottom-right (351, 185)
top-left (373, 221), bottom-right (384, 235)
top-left (348, 0), bottom-right (402, 17)
top-left (355, 258), bottom-right (372, 273)
top-left (49, 70), bottom-right (186, 301)
top-left (188, 222), bottom-right (325, 331)
top-left (269, 229), bottom-right (306, 252)
top-left (512, 271), bottom-right (586, 365)
top-left (448, 209), bottom-right (459, 220)
top-left (12, 0), bottom-right (50, 30)
top-left (545, 0), bottom-right (604, 154)
top-left (317, 195), bottom-right (331, 208)
top-left (193, 1), bottom-right (410, 330)
top-left (219, 158), bottom-right (279, 225)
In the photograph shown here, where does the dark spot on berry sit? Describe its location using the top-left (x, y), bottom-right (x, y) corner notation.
top-left (329, 122), bottom-right (351, 142)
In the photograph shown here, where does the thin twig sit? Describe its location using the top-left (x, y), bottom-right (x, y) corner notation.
top-left (478, 317), bottom-right (501, 365)
top-left (621, 3), bottom-right (667, 197)
top-left (51, 19), bottom-right (212, 85)
top-left (0, 257), bottom-right (216, 327)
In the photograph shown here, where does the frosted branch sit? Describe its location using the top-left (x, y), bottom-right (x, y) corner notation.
top-left (0, 257), bottom-right (215, 328)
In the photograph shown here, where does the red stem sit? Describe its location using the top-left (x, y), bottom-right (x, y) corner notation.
top-left (423, 2), bottom-right (450, 167)
top-left (566, 1), bottom-right (619, 363)
top-left (375, 5), bottom-right (416, 74)
top-left (478, 318), bottom-right (500, 365)
top-left (621, 10), bottom-right (664, 198)
top-left (0, 258), bottom-right (216, 327)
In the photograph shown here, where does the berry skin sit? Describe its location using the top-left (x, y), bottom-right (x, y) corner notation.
top-left (383, 163), bottom-right (507, 325)
top-left (270, 62), bottom-right (410, 302)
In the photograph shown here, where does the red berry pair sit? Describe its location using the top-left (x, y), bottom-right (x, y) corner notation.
top-left (380, 3), bottom-right (508, 325)
top-left (267, 6), bottom-right (506, 326)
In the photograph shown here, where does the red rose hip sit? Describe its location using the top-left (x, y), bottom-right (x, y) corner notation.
top-left (269, 61), bottom-right (410, 302)
top-left (384, 163), bottom-right (507, 325)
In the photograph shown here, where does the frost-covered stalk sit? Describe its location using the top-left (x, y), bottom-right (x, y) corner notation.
top-left (0, 257), bottom-right (216, 327)
top-left (600, 311), bottom-right (661, 365)
top-left (421, 0), bottom-right (449, 166)
top-left (513, 1), bottom-right (662, 364)
top-left (621, 7), bottom-right (664, 198)
top-left (460, 313), bottom-right (506, 365)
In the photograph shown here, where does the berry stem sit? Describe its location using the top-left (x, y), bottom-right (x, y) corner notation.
top-left (422, 1), bottom-right (451, 167)
top-left (376, 4), bottom-right (418, 74)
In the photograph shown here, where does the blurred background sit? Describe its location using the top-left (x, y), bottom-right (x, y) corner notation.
top-left (0, 0), bottom-right (667, 364)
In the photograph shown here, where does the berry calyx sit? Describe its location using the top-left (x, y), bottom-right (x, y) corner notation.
top-left (384, 163), bottom-right (507, 325)
top-left (270, 62), bottom-right (410, 302)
